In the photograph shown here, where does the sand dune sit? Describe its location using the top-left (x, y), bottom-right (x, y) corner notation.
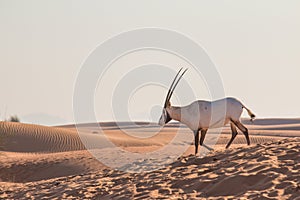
top-left (0, 119), bottom-right (300, 199)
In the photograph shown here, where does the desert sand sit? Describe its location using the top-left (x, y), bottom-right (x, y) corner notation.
top-left (0, 119), bottom-right (300, 199)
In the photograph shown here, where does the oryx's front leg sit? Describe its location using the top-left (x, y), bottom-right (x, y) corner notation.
top-left (193, 130), bottom-right (200, 155)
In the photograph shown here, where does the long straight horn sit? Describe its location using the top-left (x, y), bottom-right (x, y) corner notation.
top-left (163, 68), bottom-right (188, 108)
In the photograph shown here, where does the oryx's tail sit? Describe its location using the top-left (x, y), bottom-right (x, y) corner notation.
top-left (242, 105), bottom-right (256, 122)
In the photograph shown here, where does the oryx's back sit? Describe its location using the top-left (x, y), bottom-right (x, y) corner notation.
top-left (181, 97), bottom-right (245, 129)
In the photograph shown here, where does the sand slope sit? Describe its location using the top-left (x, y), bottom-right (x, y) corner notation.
top-left (0, 151), bottom-right (105, 183)
top-left (0, 138), bottom-right (299, 199)
top-left (0, 119), bottom-right (300, 199)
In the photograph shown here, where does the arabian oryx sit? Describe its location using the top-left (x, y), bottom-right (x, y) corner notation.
top-left (158, 68), bottom-right (256, 155)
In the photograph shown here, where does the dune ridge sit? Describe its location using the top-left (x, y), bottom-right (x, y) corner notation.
top-left (0, 122), bottom-right (85, 152)
top-left (0, 121), bottom-right (289, 154)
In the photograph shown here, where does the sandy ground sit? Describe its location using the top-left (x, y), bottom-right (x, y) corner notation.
top-left (0, 119), bottom-right (300, 199)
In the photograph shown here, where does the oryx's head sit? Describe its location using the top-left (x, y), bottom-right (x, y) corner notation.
top-left (158, 68), bottom-right (188, 126)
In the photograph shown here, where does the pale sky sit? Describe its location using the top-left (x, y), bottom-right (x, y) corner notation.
top-left (0, 0), bottom-right (299, 125)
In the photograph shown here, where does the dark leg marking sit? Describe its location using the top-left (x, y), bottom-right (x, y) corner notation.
top-left (231, 120), bottom-right (250, 146)
top-left (194, 130), bottom-right (200, 155)
top-left (226, 122), bottom-right (238, 149)
top-left (200, 129), bottom-right (208, 146)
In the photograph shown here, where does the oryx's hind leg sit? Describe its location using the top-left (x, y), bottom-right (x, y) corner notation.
top-left (226, 122), bottom-right (238, 149)
top-left (232, 120), bottom-right (250, 146)
top-left (200, 129), bottom-right (208, 146)
top-left (194, 130), bottom-right (200, 155)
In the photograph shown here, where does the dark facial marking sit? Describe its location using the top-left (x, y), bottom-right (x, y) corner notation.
top-left (165, 110), bottom-right (172, 123)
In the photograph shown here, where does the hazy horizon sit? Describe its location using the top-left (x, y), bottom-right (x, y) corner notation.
top-left (1, 1), bottom-right (300, 125)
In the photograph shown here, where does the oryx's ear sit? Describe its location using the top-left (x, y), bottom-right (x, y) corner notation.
top-left (166, 101), bottom-right (171, 108)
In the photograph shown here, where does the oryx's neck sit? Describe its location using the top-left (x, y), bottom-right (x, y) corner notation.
top-left (167, 106), bottom-right (182, 122)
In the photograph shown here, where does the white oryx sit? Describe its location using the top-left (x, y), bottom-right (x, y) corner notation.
top-left (158, 68), bottom-right (256, 155)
